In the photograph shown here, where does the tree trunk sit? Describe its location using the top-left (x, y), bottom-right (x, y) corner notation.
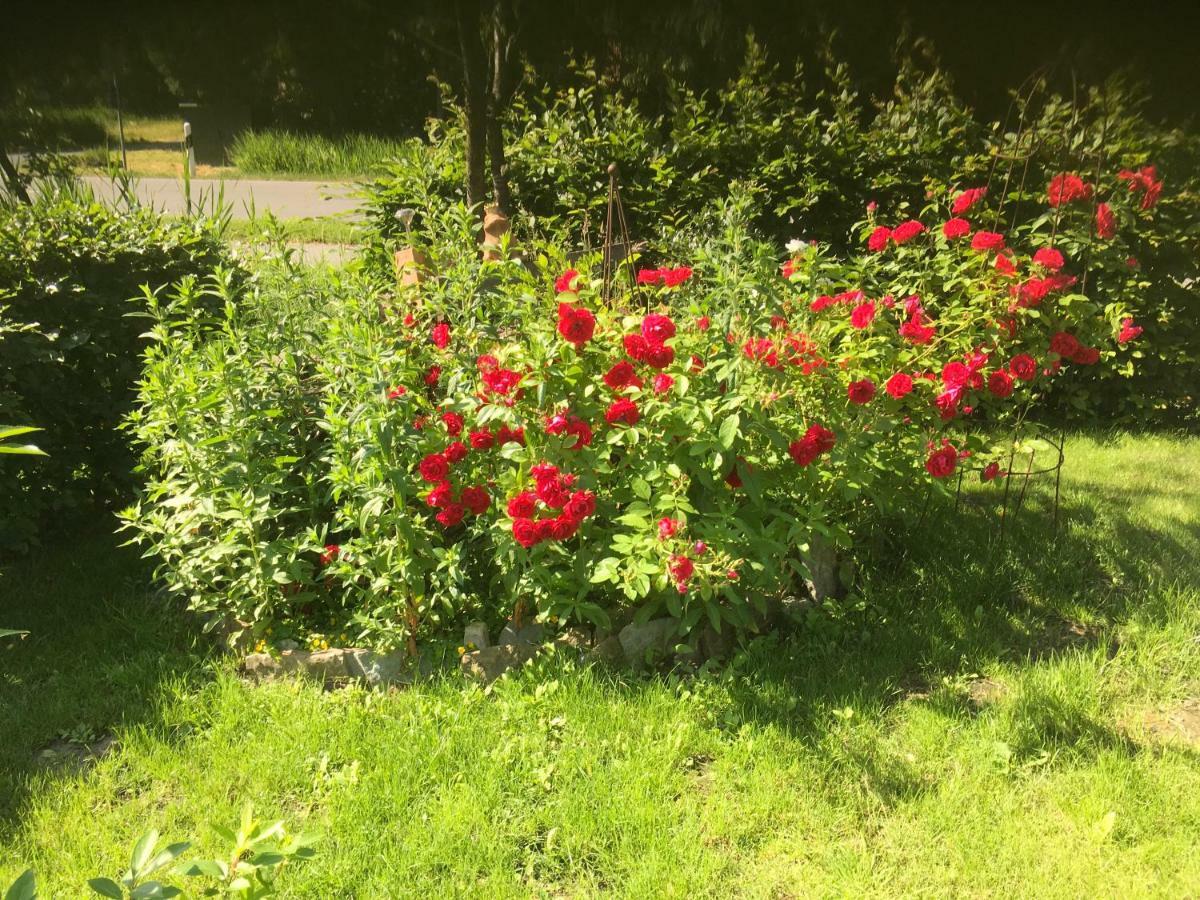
top-left (486, 0), bottom-right (512, 216)
top-left (455, 0), bottom-right (488, 211)
top-left (0, 136), bottom-right (31, 205)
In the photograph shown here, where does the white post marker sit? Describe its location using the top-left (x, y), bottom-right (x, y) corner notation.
top-left (183, 121), bottom-right (196, 177)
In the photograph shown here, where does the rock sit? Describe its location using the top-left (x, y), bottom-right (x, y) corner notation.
top-left (618, 617), bottom-right (678, 666)
top-left (589, 635), bottom-right (625, 666)
top-left (277, 638), bottom-right (300, 652)
top-left (242, 653), bottom-right (281, 678)
top-left (464, 621), bottom-right (491, 651)
top-left (700, 624), bottom-right (733, 661)
top-left (802, 533), bottom-right (843, 603)
top-left (460, 643), bottom-right (538, 683)
top-left (278, 649), bottom-right (312, 675)
top-left (345, 648), bottom-right (409, 686)
top-left (498, 621), bottom-right (545, 646)
top-left (553, 626), bottom-right (592, 651)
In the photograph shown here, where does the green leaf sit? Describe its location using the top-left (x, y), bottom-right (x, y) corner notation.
top-left (5, 869), bottom-right (37, 900)
top-left (87, 878), bottom-right (123, 899)
top-left (130, 829), bottom-right (159, 877)
top-left (631, 477), bottom-right (651, 500)
top-left (718, 414), bottom-right (740, 450)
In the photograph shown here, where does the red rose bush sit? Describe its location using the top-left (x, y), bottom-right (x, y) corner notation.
top-left (124, 166), bottom-right (1160, 655)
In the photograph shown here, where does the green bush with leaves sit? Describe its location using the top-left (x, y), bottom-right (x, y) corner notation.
top-left (361, 49), bottom-right (1198, 423)
top-left (0, 187), bottom-right (235, 551)
top-left (126, 136), bottom-right (1165, 656)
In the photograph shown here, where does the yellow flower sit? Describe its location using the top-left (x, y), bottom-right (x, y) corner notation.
top-left (457, 646), bottom-right (466, 656)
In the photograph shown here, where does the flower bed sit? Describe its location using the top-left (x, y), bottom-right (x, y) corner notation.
top-left (123, 170), bottom-right (1158, 658)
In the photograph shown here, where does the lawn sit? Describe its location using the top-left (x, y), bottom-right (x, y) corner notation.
top-left (1, 431), bottom-right (1197, 897)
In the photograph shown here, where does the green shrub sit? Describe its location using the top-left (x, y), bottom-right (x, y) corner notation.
top-left (124, 149), bottom-right (1163, 654)
top-left (0, 187), bottom-right (236, 551)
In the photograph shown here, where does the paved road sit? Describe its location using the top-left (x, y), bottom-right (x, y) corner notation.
top-left (78, 175), bottom-right (362, 220)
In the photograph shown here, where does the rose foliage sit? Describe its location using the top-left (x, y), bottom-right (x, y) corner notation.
top-left (124, 167), bottom-right (1160, 652)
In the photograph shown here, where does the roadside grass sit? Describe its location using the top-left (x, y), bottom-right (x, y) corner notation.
top-left (229, 130), bottom-right (408, 178)
top-left (1, 432), bottom-right (1197, 897)
top-left (221, 215), bottom-right (364, 245)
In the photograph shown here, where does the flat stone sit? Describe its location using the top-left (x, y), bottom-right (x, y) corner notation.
top-left (460, 643), bottom-right (538, 683)
top-left (464, 621), bottom-right (491, 651)
top-left (700, 624), bottom-right (733, 661)
top-left (242, 652), bottom-right (281, 678)
top-left (345, 648), bottom-right (409, 686)
top-left (588, 635), bottom-right (625, 666)
top-left (618, 617), bottom-right (678, 666)
top-left (277, 638), bottom-right (300, 652)
top-left (802, 533), bottom-right (842, 603)
top-left (498, 621), bottom-right (545, 646)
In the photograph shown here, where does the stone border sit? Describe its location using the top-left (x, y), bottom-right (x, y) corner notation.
top-left (239, 615), bottom-right (741, 687)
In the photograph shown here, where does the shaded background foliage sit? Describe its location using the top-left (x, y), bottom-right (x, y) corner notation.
top-left (3, 1), bottom-right (1198, 133)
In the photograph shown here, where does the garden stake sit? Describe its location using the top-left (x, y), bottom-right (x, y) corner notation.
top-left (1014, 449), bottom-right (1037, 518)
top-left (1053, 428), bottom-right (1066, 530)
top-left (601, 163), bottom-right (638, 308)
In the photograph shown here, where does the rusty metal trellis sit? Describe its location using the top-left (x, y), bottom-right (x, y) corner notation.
top-left (600, 162), bottom-right (639, 307)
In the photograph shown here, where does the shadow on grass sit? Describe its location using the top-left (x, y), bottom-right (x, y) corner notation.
top-left (712, 475), bottom-right (1198, 774)
top-left (0, 525), bottom-right (213, 837)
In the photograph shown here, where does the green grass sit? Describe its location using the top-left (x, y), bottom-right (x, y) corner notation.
top-left (220, 215), bottom-right (364, 245)
top-left (229, 130), bottom-right (408, 178)
top-left (2, 432), bottom-right (1198, 897)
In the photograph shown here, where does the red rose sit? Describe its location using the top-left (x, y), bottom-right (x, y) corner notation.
top-left (899, 314), bottom-right (935, 345)
top-left (994, 253), bottom-right (1018, 277)
top-left (652, 373), bottom-right (675, 394)
top-left (850, 301), bottom-right (876, 330)
top-left (925, 444), bottom-right (958, 478)
top-left (441, 411), bottom-right (464, 436)
top-left (496, 425), bottom-right (525, 445)
top-left (623, 333), bottom-right (649, 361)
top-left (507, 492), bottom-right (537, 519)
top-left (469, 428), bottom-right (494, 450)
top-left (971, 231), bottom-right (1005, 252)
top-left (1048, 172), bottom-right (1093, 207)
top-left (461, 486), bottom-right (489, 515)
top-left (555, 269), bottom-right (579, 293)
top-left (847, 379), bottom-right (875, 404)
top-left (1009, 354), bottom-right (1038, 381)
top-left (604, 360), bottom-right (642, 391)
top-left (564, 489), bottom-right (596, 521)
top-left (1070, 345), bottom-right (1100, 365)
top-left (987, 369), bottom-right (1014, 398)
top-left (550, 514), bottom-right (579, 541)
top-left (867, 225), bottom-right (892, 252)
top-left (1032, 247), bottom-right (1064, 271)
top-left (536, 475), bottom-right (569, 510)
top-left (789, 423), bottom-right (836, 466)
top-left (668, 554), bottom-right (695, 585)
top-left (418, 453), bottom-right (449, 483)
top-left (891, 220), bottom-right (925, 245)
top-left (885, 372), bottom-right (914, 399)
top-left (436, 503), bottom-right (465, 528)
top-left (431, 322), bottom-right (451, 349)
top-left (424, 366), bottom-right (441, 386)
top-left (641, 313), bottom-right (676, 345)
top-left (426, 480), bottom-right (454, 509)
top-left (476, 354), bottom-right (499, 372)
top-left (512, 518), bottom-right (539, 548)
top-left (1117, 318), bottom-right (1143, 343)
top-left (952, 187), bottom-right (986, 215)
top-left (482, 367), bottom-right (521, 396)
top-left (557, 302), bottom-right (596, 348)
top-left (605, 398), bottom-right (640, 426)
top-left (696, 315), bottom-right (711, 331)
top-left (942, 361), bottom-right (970, 388)
top-left (1095, 202), bottom-right (1116, 239)
top-left (658, 517), bottom-right (680, 540)
top-left (662, 266), bottom-right (693, 288)
top-left (942, 217), bottom-right (971, 240)
top-left (387, 386), bottom-right (407, 400)
top-left (1049, 332), bottom-right (1080, 358)
top-left (642, 343), bottom-right (674, 370)
top-left (982, 462), bottom-right (1003, 482)
top-left (636, 268), bottom-right (665, 286)
top-left (444, 441), bottom-right (468, 463)
top-left (319, 544), bottom-right (340, 566)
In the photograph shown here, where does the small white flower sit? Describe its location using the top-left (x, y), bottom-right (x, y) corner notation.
top-left (785, 238), bottom-right (805, 253)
